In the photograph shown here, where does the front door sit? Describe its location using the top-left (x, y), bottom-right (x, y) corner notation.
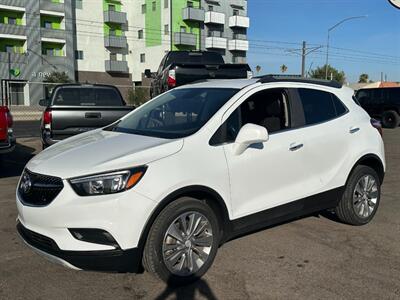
top-left (214, 87), bottom-right (316, 219)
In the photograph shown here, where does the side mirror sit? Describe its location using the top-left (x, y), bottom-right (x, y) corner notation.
top-left (144, 69), bottom-right (152, 78)
top-left (233, 124), bottom-right (269, 155)
top-left (39, 98), bottom-right (50, 107)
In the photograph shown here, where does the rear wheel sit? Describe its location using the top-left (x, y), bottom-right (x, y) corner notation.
top-left (335, 165), bottom-right (381, 225)
top-left (142, 197), bottom-right (220, 285)
top-left (381, 110), bottom-right (400, 128)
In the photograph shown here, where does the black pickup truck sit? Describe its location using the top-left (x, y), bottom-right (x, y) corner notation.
top-left (145, 51), bottom-right (252, 97)
top-left (39, 84), bottom-right (134, 148)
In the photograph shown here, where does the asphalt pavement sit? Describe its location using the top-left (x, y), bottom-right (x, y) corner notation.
top-left (0, 130), bottom-right (399, 299)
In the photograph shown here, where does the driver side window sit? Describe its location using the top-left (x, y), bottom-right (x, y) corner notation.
top-left (210, 88), bottom-right (290, 146)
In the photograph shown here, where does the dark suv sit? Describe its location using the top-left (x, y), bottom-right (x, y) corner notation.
top-left (355, 87), bottom-right (400, 128)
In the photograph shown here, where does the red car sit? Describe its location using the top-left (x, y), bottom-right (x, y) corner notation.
top-left (0, 106), bottom-right (15, 154)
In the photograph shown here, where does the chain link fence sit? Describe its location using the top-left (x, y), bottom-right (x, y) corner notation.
top-left (0, 81), bottom-right (151, 138)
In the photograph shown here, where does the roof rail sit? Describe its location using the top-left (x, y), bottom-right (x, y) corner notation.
top-left (257, 74), bottom-right (342, 88)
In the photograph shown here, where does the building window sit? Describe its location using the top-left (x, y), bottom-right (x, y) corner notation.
top-left (109, 28), bottom-right (116, 36)
top-left (44, 21), bottom-right (52, 29)
top-left (141, 4), bottom-right (146, 13)
top-left (7, 17), bottom-right (17, 25)
top-left (75, 50), bottom-right (84, 60)
top-left (180, 26), bottom-right (187, 33)
top-left (110, 53), bottom-right (117, 61)
top-left (233, 9), bottom-right (239, 16)
top-left (75, 0), bottom-right (83, 9)
top-left (108, 4), bottom-right (116, 11)
top-left (164, 0), bottom-right (168, 9)
top-left (187, 1), bottom-right (193, 7)
top-left (164, 24), bottom-right (169, 35)
top-left (208, 5), bottom-right (213, 11)
top-left (140, 53), bottom-right (146, 63)
top-left (152, 1), bottom-right (156, 11)
top-left (138, 29), bottom-right (144, 39)
top-left (45, 49), bottom-right (55, 56)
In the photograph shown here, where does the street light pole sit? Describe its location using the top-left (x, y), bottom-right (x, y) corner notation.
top-left (325, 15), bottom-right (367, 80)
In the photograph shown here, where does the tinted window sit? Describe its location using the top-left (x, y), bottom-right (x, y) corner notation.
top-left (53, 87), bottom-right (123, 106)
top-left (298, 89), bottom-right (338, 125)
top-left (387, 88), bottom-right (400, 103)
top-left (165, 52), bottom-right (224, 67)
top-left (332, 94), bottom-right (347, 116)
top-left (210, 89), bottom-right (289, 145)
top-left (111, 88), bottom-right (238, 139)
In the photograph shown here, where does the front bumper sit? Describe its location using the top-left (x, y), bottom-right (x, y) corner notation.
top-left (17, 222), bottom-right (142, 272)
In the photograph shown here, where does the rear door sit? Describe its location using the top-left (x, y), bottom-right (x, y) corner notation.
top-left (293, 88), bottom-right (352, 194)
top-left (51, 86), bottom-right (129, 139)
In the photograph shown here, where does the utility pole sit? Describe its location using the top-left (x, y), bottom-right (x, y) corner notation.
top-left (301, 41), bottom-right (306, 77)
top-left (286, 41), bottom-right (322, 77)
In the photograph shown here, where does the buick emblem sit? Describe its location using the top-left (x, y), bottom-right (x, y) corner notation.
top-left (20, 173), bottom-right (32, 194)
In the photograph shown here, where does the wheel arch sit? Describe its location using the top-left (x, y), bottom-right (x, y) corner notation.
top-left (348, 154), bottom-right (385, 185)
top-left (136, 185), bottom-right (231, 265)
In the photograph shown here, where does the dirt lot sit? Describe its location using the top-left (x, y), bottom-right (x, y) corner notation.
top-left (0, 130), bottom-right (399, 300)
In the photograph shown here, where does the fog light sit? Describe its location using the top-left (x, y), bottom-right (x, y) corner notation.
top-left (69, 228), bottom-right (119, 248)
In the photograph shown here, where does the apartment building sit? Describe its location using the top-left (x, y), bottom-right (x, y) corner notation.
top-left (0, 0), bottom-right (249, 105)
top-left (0, 0), bottom-right (74, 105)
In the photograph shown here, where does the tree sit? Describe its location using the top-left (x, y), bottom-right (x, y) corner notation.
top-left (280, 64), bottom-right (288, 73)
top-left (308, 64), bottom-right (346, 84)
top-left (44, 71), bottom-right (73, 83)
top-left (358, 73), bottom-right (369, 83)
top-left (255, 65), bottom-right (262, 75)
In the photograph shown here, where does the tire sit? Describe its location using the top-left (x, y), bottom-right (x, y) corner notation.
top-left (381, 110), bottom-right (400, 128)
top-left (142, 197), bottom-right (220, 286)
top-left (335, 165), bottom-right (381, 226)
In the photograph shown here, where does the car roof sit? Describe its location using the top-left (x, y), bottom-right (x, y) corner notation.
top-left (178, 77), bottom-right (345, 92)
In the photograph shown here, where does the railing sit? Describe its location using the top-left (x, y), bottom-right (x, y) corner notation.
top-left (0, 23), bottom-right (27, 36)
top-left (39, 0), bottom-right (65, 13)
top-left (229, 15), bottom-right (250, 28)
top-left (205, 37), bottom-right (227, 49)
top-left (205, 11), bottom-right (225, 25)
top-left (105, 60), bottom-right (129, 73)
top-left (0, 0), bottom-right (27, 7)
top-left (182, 7), bottom-right (205, 22)
top-left (104, 10), bottom-right (127, 24)
top-left (41, 55), bottom-right (66, 66)
top-left (104, 35), bottom-right (127, 48)
top-left (174, 32), bottom-right (197, 47)
top-left (40, 28), bottom-right (66, 40)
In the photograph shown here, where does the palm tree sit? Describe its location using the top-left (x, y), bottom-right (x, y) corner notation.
top-left (280, 64), bottom-right (288, 73)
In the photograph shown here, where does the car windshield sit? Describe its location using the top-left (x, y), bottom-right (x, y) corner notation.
top-left (109, 88), bottom-right (238, 139)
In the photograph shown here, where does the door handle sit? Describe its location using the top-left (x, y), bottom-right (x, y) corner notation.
top-left (349, 127), bottom-right (360, 134)
top-left (289, 143), bottom-right (304, 151)
top-left (85, 112), bottom-right (101, 119)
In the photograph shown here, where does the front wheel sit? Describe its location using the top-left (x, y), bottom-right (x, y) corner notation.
top-left (335, 165), bottom-right (381, 225)
top-left (142, 197), bottom-right (220, 285)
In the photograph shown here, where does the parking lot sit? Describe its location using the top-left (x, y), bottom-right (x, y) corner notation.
top-left (0, 129), bottom-right (399, 300)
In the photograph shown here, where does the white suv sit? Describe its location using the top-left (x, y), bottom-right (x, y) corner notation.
top-left (17, 76), bottom-right (385, 285)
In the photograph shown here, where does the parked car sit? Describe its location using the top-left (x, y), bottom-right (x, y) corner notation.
top-left (39, 84), bottom-right (134, 149)
top-left (17, 76), bottom-right (385, 285)
top-left (355, 87), bottom-right (400, 128)
top-left (0, 106), bottom-right (15, 154)
top-left (145, 51), bottom-right (252, 97)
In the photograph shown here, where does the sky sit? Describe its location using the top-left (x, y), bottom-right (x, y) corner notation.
top-left (247, 0), bottom-right (400, 83)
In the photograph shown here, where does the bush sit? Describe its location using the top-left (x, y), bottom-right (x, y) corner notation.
top-left (127, 87), bottom-right (151, 107)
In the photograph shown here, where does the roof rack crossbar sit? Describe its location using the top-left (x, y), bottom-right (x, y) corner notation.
top-left (257, 74), bottom-right (342, 89)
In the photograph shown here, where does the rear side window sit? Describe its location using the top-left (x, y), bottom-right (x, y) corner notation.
top-left (53, 87), bottom-right (123, 106)
top-left (297, 89), bottom-right (347, 125)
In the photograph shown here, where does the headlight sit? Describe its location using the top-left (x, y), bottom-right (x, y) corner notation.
top-left (69, 167), bottom-right (147, 196)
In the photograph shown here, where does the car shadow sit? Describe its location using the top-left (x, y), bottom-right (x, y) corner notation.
top-left (155, 278), bottom-right (218, 300)
top-left (0, 142), bottom-right (36, 179)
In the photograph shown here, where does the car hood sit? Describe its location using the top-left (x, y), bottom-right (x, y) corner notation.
top-left (27, 129), bottom-right (184, 179)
